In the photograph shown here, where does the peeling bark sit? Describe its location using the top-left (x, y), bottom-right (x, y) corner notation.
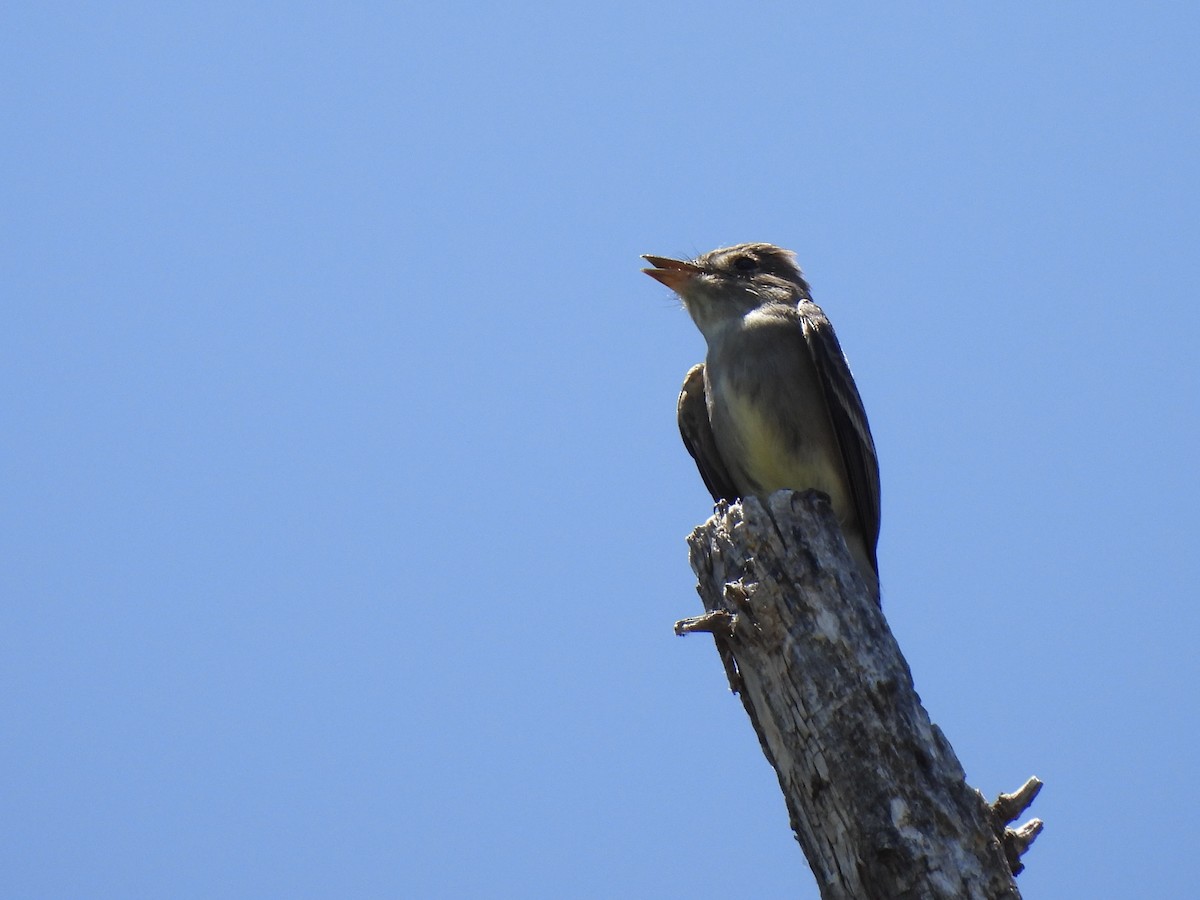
top-left (681, 491), bottom-right (1040, 900)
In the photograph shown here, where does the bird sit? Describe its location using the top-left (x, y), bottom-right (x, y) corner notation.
top-left (643, 243), bottom-right (881, 602)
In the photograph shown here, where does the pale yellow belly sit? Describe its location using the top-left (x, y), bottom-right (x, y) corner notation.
top-left (719, 391), bottom-right (851, 519)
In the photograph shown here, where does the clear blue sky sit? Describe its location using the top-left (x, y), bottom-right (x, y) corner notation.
top-left (4, 3), bottom-right (1198, 898)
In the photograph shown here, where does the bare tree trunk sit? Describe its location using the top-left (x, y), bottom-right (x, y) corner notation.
top-left (679, 490), bottom-right (1041, 900)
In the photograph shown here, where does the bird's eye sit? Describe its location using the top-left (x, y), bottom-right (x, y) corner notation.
top-left (733, 255), bottom-right (758, 273)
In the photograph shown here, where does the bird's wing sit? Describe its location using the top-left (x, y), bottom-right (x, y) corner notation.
top-left (677, 363), bottom-right (740, 503)
top-left (802, 309), bottom-right (882, 574)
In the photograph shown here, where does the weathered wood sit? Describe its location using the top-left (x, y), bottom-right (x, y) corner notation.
top-left (682, 490), bottom-right (1039, 900)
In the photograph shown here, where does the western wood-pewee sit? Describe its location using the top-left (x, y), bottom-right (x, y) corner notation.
top-left (643, 243), bottom-right (881, 601)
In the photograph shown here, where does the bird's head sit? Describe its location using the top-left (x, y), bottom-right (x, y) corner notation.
top-left (642, 243), bottom-right (812, 340)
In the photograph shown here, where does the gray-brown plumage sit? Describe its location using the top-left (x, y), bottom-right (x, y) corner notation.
top-left (643, 243), bottom-right (881, 601)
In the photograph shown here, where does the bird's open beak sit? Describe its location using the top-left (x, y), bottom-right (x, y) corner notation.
top-left (642, 255), bottom-right (701, 291)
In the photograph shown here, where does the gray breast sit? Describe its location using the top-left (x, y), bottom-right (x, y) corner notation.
top-left (704, 311), bottom-right (849, 510)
